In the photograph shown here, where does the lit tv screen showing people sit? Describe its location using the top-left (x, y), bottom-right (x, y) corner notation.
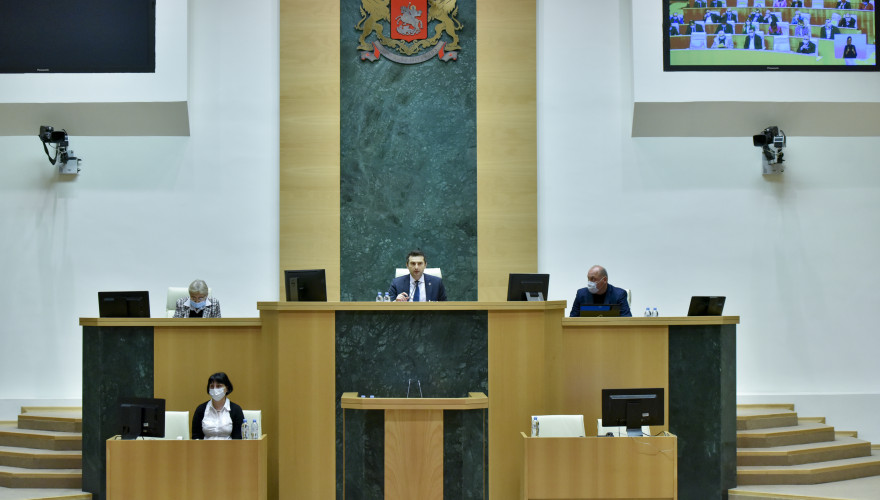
top-left (663, 0), bottom-right (877, 71)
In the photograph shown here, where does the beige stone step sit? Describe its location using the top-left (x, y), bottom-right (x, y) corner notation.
top-left (17, 412), bottom-right (82, 434)
top-left (737, 451), bottom-right (880, 486)
top-left (0, 446), bottom-right (82, 470)
top-left (0, 426), bottom-right (81, 452)
top-left (0, 465), bottom-right (82, 489)
top-left (738, 422), bottom-right (836, 448)
top-left (737, 407), bottom-right (799, 431)
top-left (737, 436), bottom-right (872, 466)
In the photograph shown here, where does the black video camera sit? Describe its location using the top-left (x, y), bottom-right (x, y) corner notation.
top-left (39, 125), bottom-right (68, 145)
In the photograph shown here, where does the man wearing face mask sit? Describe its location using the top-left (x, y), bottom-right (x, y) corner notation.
top-left (569, 265), bottom-right (632, 317)
top-left (173, 279), bottom-right (222, 318)
top-left (192, 372), bottom-right (245, 439)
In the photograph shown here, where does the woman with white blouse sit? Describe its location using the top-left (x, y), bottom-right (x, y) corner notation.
top-left (191, 372), bottom-right (245, 439)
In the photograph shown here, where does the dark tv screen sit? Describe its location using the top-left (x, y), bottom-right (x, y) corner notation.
top-left (663, 0), bottom-right (877, 71)
top-left (0, 0), bottom-right (156, 73)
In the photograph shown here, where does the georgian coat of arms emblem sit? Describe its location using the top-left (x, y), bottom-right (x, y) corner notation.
top-left (356, 0), bottom-right (463, 64)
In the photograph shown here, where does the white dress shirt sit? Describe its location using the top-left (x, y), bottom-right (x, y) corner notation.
top-left (202, 398), bottom-right (233, 440)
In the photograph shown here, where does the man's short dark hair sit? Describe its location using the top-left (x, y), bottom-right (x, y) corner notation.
top-left (206, 372), bottom-right (234, 395)
top-left (406, 249), bottom-right (426, 264)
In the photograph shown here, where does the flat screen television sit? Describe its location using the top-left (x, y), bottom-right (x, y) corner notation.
top-left (98, 291), bottom-right (151, 318)
top-left (663, 0), bottom-right (878, 71)
top-left (118, 397), bottom-right (165, 440)
top-left (506, 273), bottom-right (550, 301)
top-left (601, 388), bottom-right (664, 437)
top-left (284, 269), bottom-right (328, 302)
top-left (0, 0), bottom-right (156, 73)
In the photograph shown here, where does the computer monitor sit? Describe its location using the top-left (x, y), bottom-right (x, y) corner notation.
top-left (601, 388), bottom-right (664, 437)
top-left (118, 397), bottom-right (165, 440)
top-left (506, 273), bottom-right (550, 301)
top-left (284, 269), bottom-right (327, 302)
top-left (98, 291), bottom-right (151, 318)
top-left (687, 296), bottom-right (726, 316)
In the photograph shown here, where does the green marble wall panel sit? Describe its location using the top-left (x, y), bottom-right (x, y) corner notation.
top-left (335, 310), bottom-right (488, 499)
top-left (669, 324), bottom-right (737, 500)
top-left (82, 326), bottom-right (153, 500)
top-left (339, 0), bottom-right (477, 301)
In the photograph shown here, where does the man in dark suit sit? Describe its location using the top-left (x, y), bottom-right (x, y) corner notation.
top-left (710, 0), bottom-right (724, 6)
top-left (687, 20), bottom-right (705, 34)
top-left (388, 249), bottom-right (447, 301)
top-left (744, 26), bottom-right (764, 49)
top-left (820, 19), bottom-right (841, 39)
top-left (670, 12), bottom-right (685, 24)
top-left (837, 0), bottom-right (852, 8)
top-left (761, 10), bottom-right (779, 23)
top-left (796, 34), bottom-right (817, 53)
top-left (693, 0), bottom-right (707, 7)
top-left (569, 265), bottom-right (632, 318)
top-left (791, 0), bottom-right (805, 7)
top-left (722, 9), bottom-right (737, 23)
top-left (839, 13), bottom-right (856, 27)
top-left (715, 21), bottom-right (734, 34)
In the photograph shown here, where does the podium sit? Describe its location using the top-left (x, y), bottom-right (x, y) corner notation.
top-left (341, 391), bottom-right (488, 500)
top-left (521, 432), bottom-right (677, 499)
top-left (105, 435), bottom-right (267, 500)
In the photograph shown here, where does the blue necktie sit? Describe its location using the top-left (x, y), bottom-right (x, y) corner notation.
top-left (413, 280), bottom-right (421, 302)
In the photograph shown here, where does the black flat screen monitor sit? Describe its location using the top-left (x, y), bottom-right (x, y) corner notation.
top-left (687, 296), bottom-right (726, 316)
top-left (506, 273), bottom-right (550, 301)
top-left (118, 397), bottom-right (165, 440)
top-left (98, 291), bottom-right (150, 318)
top-left (601, 388), bottom-right (664, 437)
top-left (663, 0), bottom-right (878, 72)
top-left (284, 269), bottom-right (327, 302)
top-left (0, 0), bottom-right (156, 73)
top-left (579, 304), bottom-right (621, 317)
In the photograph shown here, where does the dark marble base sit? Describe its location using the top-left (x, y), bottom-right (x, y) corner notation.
top-left (669, 324), bottom-right (737, 500)
top-left (335, 310), bottom-right (488, 500)
top-left (82, 326), bottom-right (154, 500)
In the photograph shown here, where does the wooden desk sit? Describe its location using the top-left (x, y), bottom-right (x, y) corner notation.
top-left (105, 435), bottom-right (267, 500)
top-left (522, 432), bottom-right (677, 500)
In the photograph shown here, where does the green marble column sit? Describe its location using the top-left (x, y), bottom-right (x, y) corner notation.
top-left (339, 0), bottom-right (477, 301)
top-left (82, 325), bottom-right (154, 500)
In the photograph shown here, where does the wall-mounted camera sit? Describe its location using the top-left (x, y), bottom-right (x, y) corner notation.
top-left (753, 126), bottom-right (785, 175)
top-left (38, 125), bottom-right (82, 174)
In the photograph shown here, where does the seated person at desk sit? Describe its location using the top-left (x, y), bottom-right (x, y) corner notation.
top-left (820, 19), bottom-right (841, 39)
top-left (715, 21), bottom-right (734, 34)
top-left (744, 26), bottom-right (764, 49)
top-left (761, 9), bottom-right (779, 24)
top-left (794, 18), bottom-right (809, 37)
top-left (388, 249), bottom-right (447, 302)
top-left (861, 0), bottom-right (874, 10)
top-left (712, 31), bottom-right (732, 48)
top-left (791, 0), bottom-right (805, 6)
top-left (669, 24), bottom-right (680, 36)
top-left (693, 0), bottom-right (707, 7)
top-left (773, 0), bottom-right (788, 6)
top-left (687, 20), bottom-right (705, 34)
top-left (569, 265), bottom-right (632, 318)
top-left (192, 372), bottom-right (245, 440)
top-left (839, 13), bottom-right (856, 27)
top-left (797, 34), bottom-right (817, 53)
top-left (670, 12), bottom-right (684, 25)
top-left (174, 279), bottom-right (221, 318)
top-left (721, 9), bottom-right (737, 23)
top-left (767, 20), bottom-right (783, 35)
top-left (710, 0), bottom-right (724, 6)
top-left (837, 0), bottom-right (852, 8)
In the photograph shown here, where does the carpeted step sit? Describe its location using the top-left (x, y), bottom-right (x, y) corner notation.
top-left (0, 465), bottom-right (82, 489)
top-left (737, 436), bottom-right (872, 466)
top-left (737, 451), bottom-right (880, 486)
top-left (737, 422), bottom-right (835, 448)
top-left (0, 446), bottom-right (82, 469)
top-left (17, 412), bottom-right (82, 434)
top-left (0, 425), bottom-right (81, 451)
top-left (737, 407), bottom-right (799, 431)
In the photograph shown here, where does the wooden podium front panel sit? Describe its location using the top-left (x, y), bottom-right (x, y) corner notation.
top-left (106, 436), bottom-right (268, 500)
top-left (384, 409), bottom-right (444, 500)
top-left (523, 435), bottom-right (676, 500)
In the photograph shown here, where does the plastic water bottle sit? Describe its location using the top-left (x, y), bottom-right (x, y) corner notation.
top-left (383, 292), bottom-right (391, 302)
top-left (241, 419), bottom-right (249, 440)
top-left (250, 418), bottom-right (259, 440)
top-left (375, 291), bottom-right (383, 302)
top-left (531, 416), bottom-right (539, 437)
top-left (652, 307), bottom-right (659, 317)
top-left (644, 307), bottom-right (651, 317)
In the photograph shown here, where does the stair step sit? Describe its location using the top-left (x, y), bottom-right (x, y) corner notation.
top-left (738, 422), bottom-right (836, 448)
top-left (0, 446), bottom-right (82, 469)
top-left (737, 451), bottom-right (880, 486)
top-left (737, 404), bottom-right (795, 412)
top-left (0, 465), bottom-right (82, 489)
top-left (737, 407), bottom-right (799, 431)
top-left (0, 425), bottom-right (81, 451)
top-left (18, 412), bottom-right (82, 433)
top-left (737, 436), bottom-right (872, 466)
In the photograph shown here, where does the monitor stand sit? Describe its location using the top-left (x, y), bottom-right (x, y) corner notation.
top-left (525, 292), bottom-right (545, 301)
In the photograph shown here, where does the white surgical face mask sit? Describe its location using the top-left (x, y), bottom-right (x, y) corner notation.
top-left (191, 299), bottom-right (206, 309)
top-left (586, 281), bottom-right (599, 294)
top-left (209, 387), bottom-right (225, 402)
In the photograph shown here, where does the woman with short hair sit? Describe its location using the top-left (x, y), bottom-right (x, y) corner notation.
top-left (173, 279), bottom-right (221, 318)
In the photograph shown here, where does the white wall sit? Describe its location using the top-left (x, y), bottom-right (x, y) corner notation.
top-left (538, 0), bottom-right (880, 442)
top-left (0, 0), bottom-right (279, 415)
